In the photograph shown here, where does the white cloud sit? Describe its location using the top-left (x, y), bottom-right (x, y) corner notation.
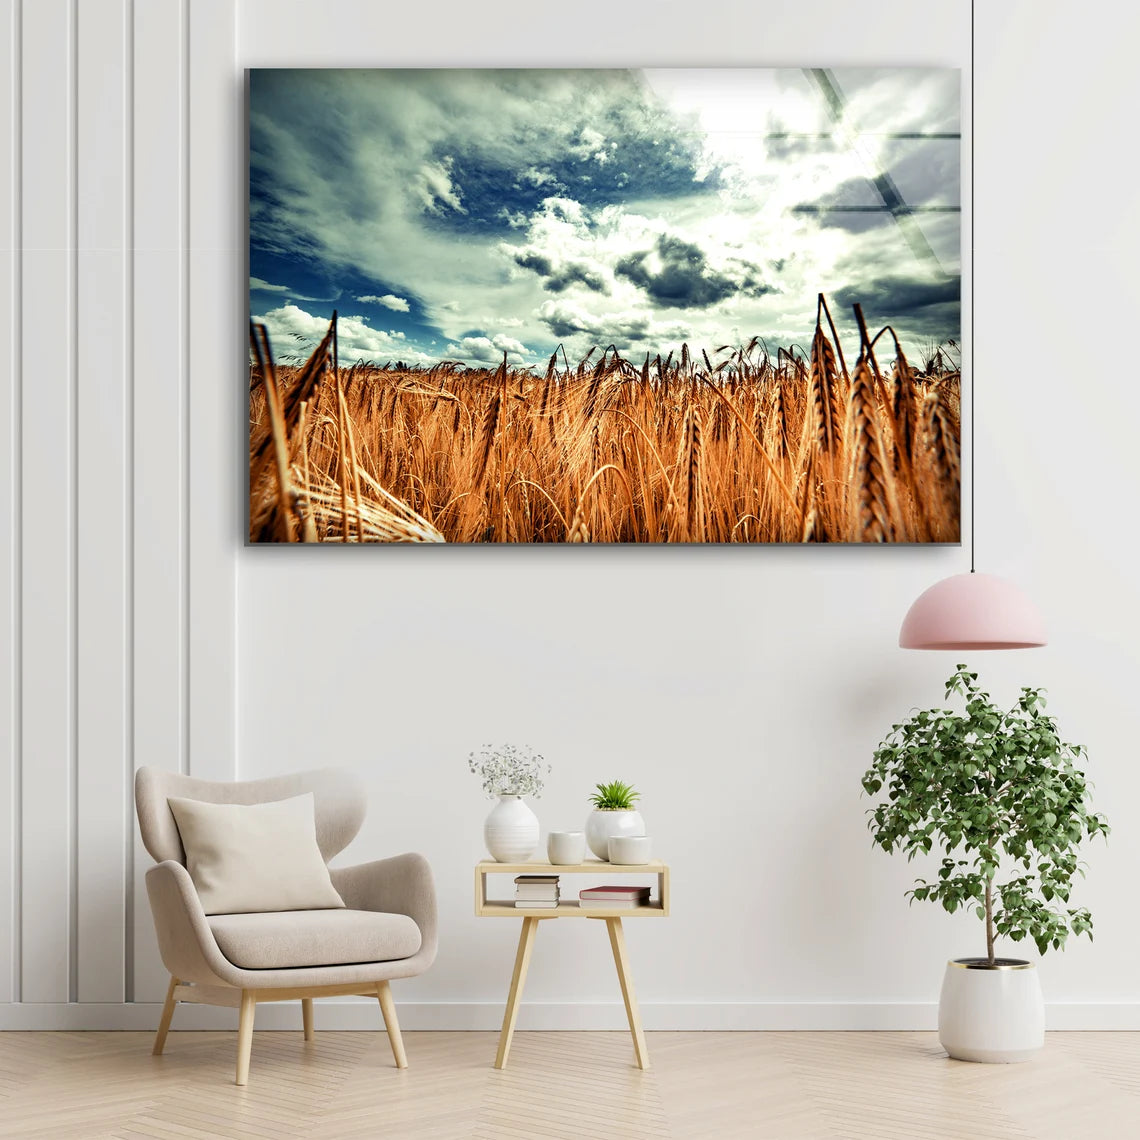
top-left (250, 276), bottom-right (290, 293)
top-left (520, 166), bottom-right (559, 188)
top-left (254, 304), bottom-right (436, 366)
top-left (250, 68), bottom-right (959, 365)
top-left (492, 334), bottom-right (527, 356)
top-left (414, 159), bottom-right (465, 215)
top-left (444, 333), bottom-right (531, 365)
top-left (497, 193), bottom-right (808, 354)
top-left (570, 126), bottom-right (609, 165)
top-left (536, 299), bottom-right (692, 353)
top-left (249, 276), bottom-right (340, 304)
top-left (358, 293), bottom-right (411, 312)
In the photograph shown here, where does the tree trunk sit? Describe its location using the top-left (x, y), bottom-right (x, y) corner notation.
top-left (984, 878), bottom-right (995, 967)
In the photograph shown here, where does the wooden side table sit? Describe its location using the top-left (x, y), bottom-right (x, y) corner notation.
top-left (474, 858), bottom-right (670, 1071)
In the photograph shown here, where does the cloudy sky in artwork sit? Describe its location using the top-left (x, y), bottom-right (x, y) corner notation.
top-left (249, 68), bottom-right (960, 369)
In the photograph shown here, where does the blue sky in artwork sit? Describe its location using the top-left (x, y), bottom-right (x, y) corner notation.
top-left (249, 68), bottom-right (960, 368)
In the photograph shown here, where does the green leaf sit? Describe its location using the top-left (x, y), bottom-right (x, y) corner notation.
top-left (588, 780), bottom-right (640, 810)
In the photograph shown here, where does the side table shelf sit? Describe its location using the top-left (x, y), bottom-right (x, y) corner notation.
top-left (474, 859), bottom-right (670, 1070)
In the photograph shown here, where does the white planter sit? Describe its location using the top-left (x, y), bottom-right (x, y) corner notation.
top-left (938, 958), bottom-right (1044, 1063)
top-left (585, 809), bottom-right (646, 861)
top-left (483, 795), bottom-right (540, 863)
top-left (608, 835), bottom-right (653, 864)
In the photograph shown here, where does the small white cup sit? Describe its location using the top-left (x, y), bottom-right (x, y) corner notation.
top-left (547, 831), bottom-right (586, 865)
top-left (608, 835), bottom-right (653, 864)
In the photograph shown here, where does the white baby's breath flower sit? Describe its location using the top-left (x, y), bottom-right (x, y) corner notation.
top-left (466, 744), bottom-right (551, 799)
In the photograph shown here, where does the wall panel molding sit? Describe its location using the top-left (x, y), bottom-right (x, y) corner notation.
top-left (75, 0), bottom-right (129, 1006)
top-left (186, 0), bottom-right (237, 784)
top-left (131, 0), bottom-right (189, 1005)
top-left (19, 0), bottom-right (75, 1006)
top-left (0, 0), bottom-right (19, 1007)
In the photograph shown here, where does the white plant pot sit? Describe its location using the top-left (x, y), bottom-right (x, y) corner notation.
top-left (938, 958), bottom-right (1044, 1063)
top-left (585, 809), bottom-right (646, 861)
top-left (483, 795), bottom-right (540, 863)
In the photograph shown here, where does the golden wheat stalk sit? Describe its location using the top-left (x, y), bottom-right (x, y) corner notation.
top-left (799, 441), bottom-right (818, 543)
top-left (921, 389), bottom-right (961, 539)
top-left (891, 347), bottom-right (918, 469)
top-left (336, 376), bottom-right (365, 541)
top-left (248, 293), bottom-right (960, 544)
top-left (251, 314), bottom-right (335, 468)
top-left (678, 404), bottom-right (704, 542)
top-left (699, 380), bottom-right (799, 513)
top-left (250, 323), bottom-right (297, 542)
top-left (847, 356), bottom-right (894, 542)
top-left (473, 372), bottom-right (505, 488)
top-left (808, 324), bottom-right (843, 456)
top-left (295, 399), bottom-right (318, 542)
top-left (333, 374), bottom-right (351, 542)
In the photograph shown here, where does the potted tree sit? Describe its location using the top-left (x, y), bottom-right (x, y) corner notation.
top-left (862, 665), bottom-right (1108, 1063)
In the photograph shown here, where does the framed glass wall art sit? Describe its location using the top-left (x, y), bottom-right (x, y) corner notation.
top-left (248, 67), bottom-right (960, 544)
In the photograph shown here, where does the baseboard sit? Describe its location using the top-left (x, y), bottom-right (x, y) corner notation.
top-left (0, 1001), bottom-right (1136, 1031)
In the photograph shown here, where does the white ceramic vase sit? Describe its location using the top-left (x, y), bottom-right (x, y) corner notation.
top-left (484, 795), bottom-right (540, 863)
top-left (585, 809), bottom-right (646, 861)
top-left (938, 958), bottom-right (1044, 1063)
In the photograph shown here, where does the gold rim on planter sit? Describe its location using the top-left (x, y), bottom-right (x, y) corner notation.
top-left (948, 957), bottom-right (1034, 971)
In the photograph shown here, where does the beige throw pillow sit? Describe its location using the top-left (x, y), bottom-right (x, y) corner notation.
top-left (167, 793), bottom-right (345, 915)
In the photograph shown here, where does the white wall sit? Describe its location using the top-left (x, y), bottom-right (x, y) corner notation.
top-left (4, 0), bottom-right (1140, 1029)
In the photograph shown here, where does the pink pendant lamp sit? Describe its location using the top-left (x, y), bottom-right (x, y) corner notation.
top-left (899, 573), bottom-right (1046, 650)
top-left (898, 20), bottom-right (1046, 653)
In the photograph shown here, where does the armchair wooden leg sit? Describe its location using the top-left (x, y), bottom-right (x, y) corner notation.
top-left (376, 981), bottom-right (407, 1069)
top-left (302, 997), bottom-right (314, 1042)
top-left (152, 976), bottom-right (180, 1056)
top-left (235, 990), bottom-right (256, 1086)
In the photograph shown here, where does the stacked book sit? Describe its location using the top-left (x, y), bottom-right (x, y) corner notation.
top-left (514, 874), bottom-right (560, 909)
top-left (579, 885), bottom-right (652, 909)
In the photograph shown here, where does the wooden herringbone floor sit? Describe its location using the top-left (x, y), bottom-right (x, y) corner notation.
top-left (0, 1030), bottom-right (1137, 1139)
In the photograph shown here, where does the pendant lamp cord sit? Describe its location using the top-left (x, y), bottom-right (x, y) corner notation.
top-left (969, 0), bottom-right (976, 574)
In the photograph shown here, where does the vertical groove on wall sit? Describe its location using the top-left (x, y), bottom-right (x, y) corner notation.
top-left (67, 0), bottom-right (78, 1006)
top-left (10, 0), bottom-right (22, 1005)
top-left (128, 0), bottom-right (187, 1002)
top-left (180, 0), bottom-right (189, 779)
top-left (123, 0), bottom-right (135, 1005)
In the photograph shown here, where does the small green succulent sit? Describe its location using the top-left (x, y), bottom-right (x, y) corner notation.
top-left (589, 780), bottom-right (640, 811)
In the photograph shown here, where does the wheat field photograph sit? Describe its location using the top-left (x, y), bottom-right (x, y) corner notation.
top-left (248, 68), bottom-right (960, 543)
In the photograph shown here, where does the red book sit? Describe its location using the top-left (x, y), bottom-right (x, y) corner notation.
top-left (579, 885), bottom-right (651, 901)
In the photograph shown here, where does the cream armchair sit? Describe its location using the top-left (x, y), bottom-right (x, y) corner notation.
top-left (135, 766), bottom-right (437, 1085)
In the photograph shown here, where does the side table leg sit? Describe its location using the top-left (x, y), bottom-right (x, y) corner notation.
top-left (494, 915), bottom-right (539, 1069)
top-left (606, 916), bottom-right (650, 1070)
